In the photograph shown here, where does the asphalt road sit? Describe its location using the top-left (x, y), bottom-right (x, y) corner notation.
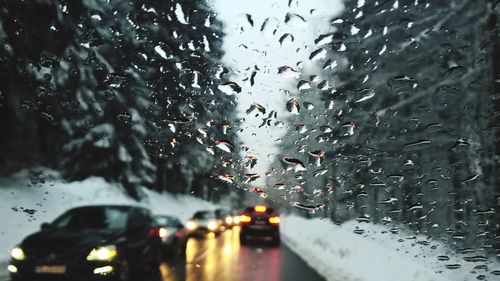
top-left (0, 227), bottom-right (325, 281)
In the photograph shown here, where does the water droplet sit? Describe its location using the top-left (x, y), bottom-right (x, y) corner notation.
top-left (281, 157), bottom-right (306, 172)
top-left (291, 202), bottom-right (324, 213)
top-left (313, 168), bottom-right (328, 177)
top-left (297, 80), bottom-right (312, 91)
top-left (244, 155), bottom-right (258, 169)
top-left (437, 255), bottom-right (450, 261)
top-left (286, 98), bottom-right (300, 114)
top-left (284, 12), bottom-right (307, 27)
top-left (341, 122), bottom-right (355, 136)
top-left (279, 33), bottom-right (295, 46)
top-left (174, 3), bottom-right (189, 24)
top-left (244, 173), bottom-right (260, 183)
top-left (444, 66), bottom-right (468, 79)
top-left (353, 228), bottom-right (365, 235)
top-left (246, 102), bottom-right (266, 115)
top-left (218, 174), bottom-right (235, 183)
top-left (218, 82), bottom-right (242, 95)
top-left (463, 256), bottom-right (488, 262)
top-left (315, 34), bottom-right (334, 45)
top-left (215, 140), bottom-right (233, 153)
top-left (260, 17), bottom-right (279, 37)
top-left (354, 88), bottom-right (375, 103)
top-left (303, 102), bottom-right (315, 110)
top-left (445, 264), bottom-right (462, 270)
top-left (309, 48), bottom-right (327, 61)
top-left (278, 65), bottom-right (299, 77)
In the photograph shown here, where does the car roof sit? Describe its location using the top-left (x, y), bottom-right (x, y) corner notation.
top-left (69, 204), bottom-right (146, 211)
top-left (154, 214), bottom-right (179, 219)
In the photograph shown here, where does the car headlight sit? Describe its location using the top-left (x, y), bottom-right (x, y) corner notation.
top-left (207, 221), bottom-right (218, 231)
top-left (11, 246), bottom-right (26, 260)
top-left (186, 220), bottom-right (197, 230)
top-left (225, 216), bottom-right (233, 224)
top-left (86, 245), bottom-right (117, 261)
top-left (159, 227), bottom-right (169, 238)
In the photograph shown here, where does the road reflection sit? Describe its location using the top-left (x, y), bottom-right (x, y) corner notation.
top-left (157, 227), bottom-right (283, 281)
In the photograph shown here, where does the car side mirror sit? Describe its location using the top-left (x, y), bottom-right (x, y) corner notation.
top-left (41, 222), bottom-right (52, 231)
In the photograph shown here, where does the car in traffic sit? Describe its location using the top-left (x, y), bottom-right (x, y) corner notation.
top-left (8, 205), bottom-right (161, 281)
top-left (215, 208), bottom-right (235, 229)
top-left (185, 210), bottom-right (222, 236)
top-left (239, 205), bottom-right (280, 245)
top-left (152, 215), bottom-right (188, 260)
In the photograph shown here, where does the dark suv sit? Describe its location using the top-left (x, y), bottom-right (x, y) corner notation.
top-left (239, 205), bottom-right (280, 246)
top-left (8, 205), bottom-right (161, 281)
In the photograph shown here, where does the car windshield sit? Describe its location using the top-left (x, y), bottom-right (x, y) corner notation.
top-left (215, 209), bottom-right (229, 216)
top-left (154, 215), bottom-right (179, 226)
top-left (52, 207), bottom-right (129, 230)
top-left (193, 211), bottom-right (215, 220)
top-left (1, 0), bottom-right (499, 281)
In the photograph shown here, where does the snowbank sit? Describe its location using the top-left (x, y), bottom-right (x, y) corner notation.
top-left (281, 215), bottom-right (500, 281)
top-left (0, 170), bottom-right (218, 261)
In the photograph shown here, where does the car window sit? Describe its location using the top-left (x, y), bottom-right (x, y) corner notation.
top-left (52, 207), bottom-right (129, 230)
top-left (193, 211), bottom-right (214, 219)
top-left (154, 215), bottom-right (179, 226)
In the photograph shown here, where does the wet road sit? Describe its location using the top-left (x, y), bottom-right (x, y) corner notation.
top-left (1, 227), bottom-right (325, 281)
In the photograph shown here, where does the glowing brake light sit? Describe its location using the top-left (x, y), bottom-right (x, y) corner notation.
top-left (239, 215), bottom-right (252, 223)
top-left (254, 205), bottom-right (267, 213)
top-left (147, 227), bottom-right (161, 237)
top-left (269, 216), bottom-right (281, 224)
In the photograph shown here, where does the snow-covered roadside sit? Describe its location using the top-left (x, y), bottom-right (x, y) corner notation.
top-left (0, 170), bottom-right (218, 261)
top-left (281, 215), bottom-right (500, 281)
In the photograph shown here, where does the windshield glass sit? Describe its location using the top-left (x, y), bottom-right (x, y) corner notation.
top-left (154, 215), bottom-right (179, 226)
top-left (52, 207), bottom-right (129, 230)
top-left (1, 0), bottom-right (499, 280)
top-left (193, 211), bottom-right (215, 220)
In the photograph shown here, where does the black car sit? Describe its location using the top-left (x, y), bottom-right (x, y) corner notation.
top-left (239, 205), bottom-right (280, 246)
top-left (8, 205), bottom-right (161, 281)
top-left (152, 215), bottom-right (188, 260)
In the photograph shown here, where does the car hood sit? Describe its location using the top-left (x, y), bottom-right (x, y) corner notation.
top-left (21, 228), bottom-right (124, 255)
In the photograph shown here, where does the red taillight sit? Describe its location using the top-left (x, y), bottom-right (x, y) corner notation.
top-left (254, 205), bottom-right (267, 213)
top-left (239, 215), bottom-right (252, 223)
top-left (269, 216), bottom-right (280, 224)
top-left (147, 227), bottom-right (160, 237)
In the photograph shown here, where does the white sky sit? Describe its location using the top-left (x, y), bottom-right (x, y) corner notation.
top-left (211, 0), bottom-right (345, 185)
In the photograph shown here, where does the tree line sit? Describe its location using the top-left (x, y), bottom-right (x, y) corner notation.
top-left (0, 0), bottom-right (244, 200)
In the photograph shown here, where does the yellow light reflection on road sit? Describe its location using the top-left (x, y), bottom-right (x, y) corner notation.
top-left (184, 228), bottom-right (241, 281)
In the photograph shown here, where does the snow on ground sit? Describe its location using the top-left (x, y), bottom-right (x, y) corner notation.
top-left (0, 169), bottom-right (218, 261)
top-left (281, 215), bottom-right (500, 281)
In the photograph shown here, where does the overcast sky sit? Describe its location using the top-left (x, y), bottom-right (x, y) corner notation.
top-left (211, 0), bottom-right (345, 186)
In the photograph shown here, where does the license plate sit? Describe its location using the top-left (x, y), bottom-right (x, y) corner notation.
top-left (255, 220), bottom-right (266, 225)
top-left (35, 265), bottom-right (66, 274)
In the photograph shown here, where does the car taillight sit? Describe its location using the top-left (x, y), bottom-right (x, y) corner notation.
top-left (254, 205), bottom-right (267, 213)
top-left (147, 227), bottom-right (161, 237)
top-left (269, 216), bottom-right (280, 224)
top-left (239, 215), bottom-right (252, 223)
